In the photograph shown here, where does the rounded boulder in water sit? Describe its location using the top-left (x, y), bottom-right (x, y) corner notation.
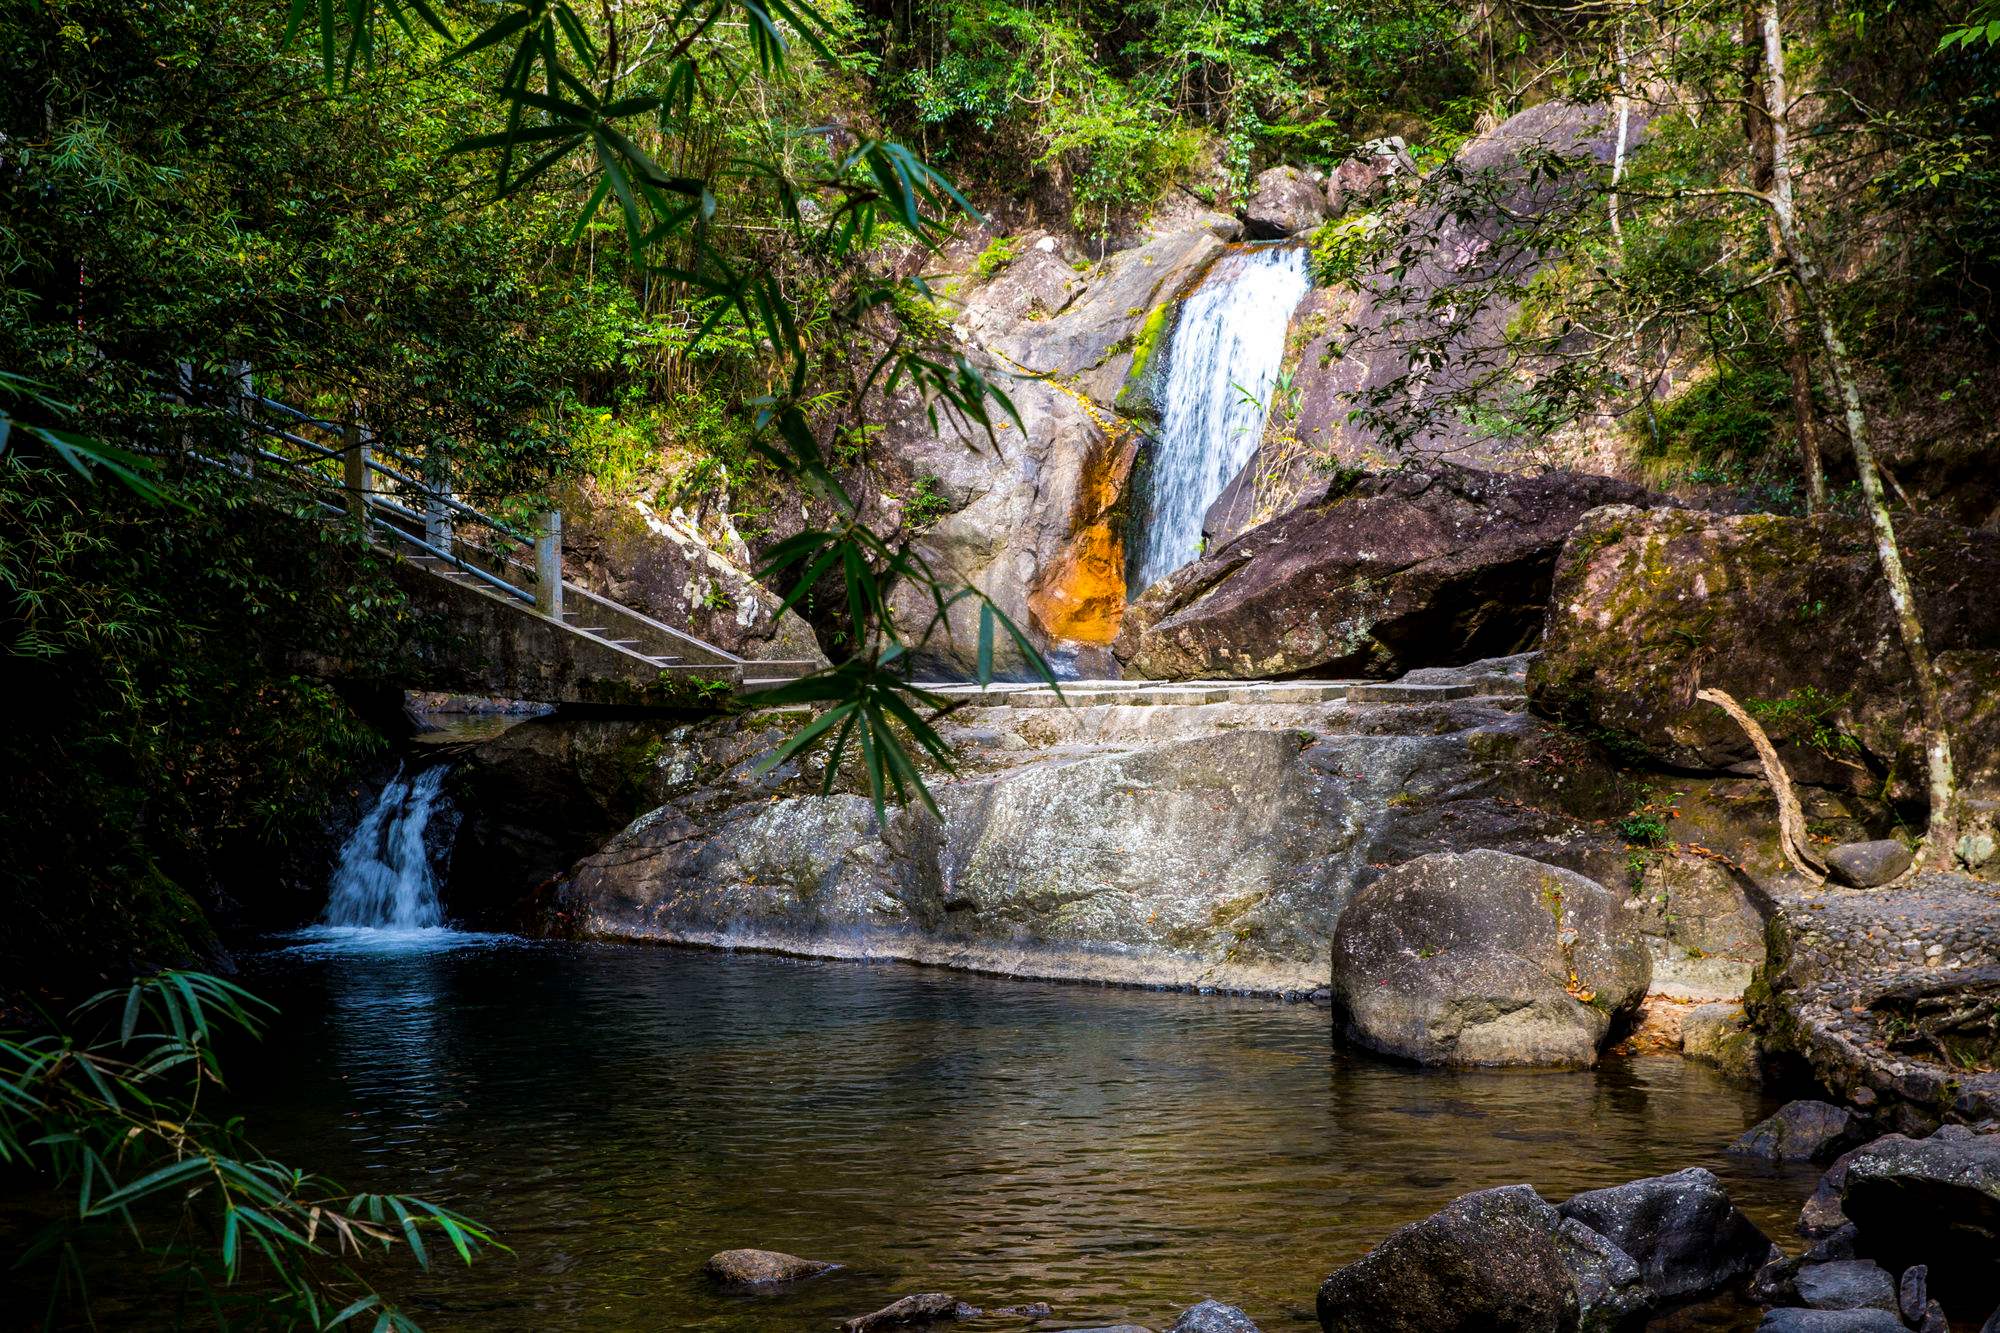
top-left (701, 1248), bottom-right (842, 1290)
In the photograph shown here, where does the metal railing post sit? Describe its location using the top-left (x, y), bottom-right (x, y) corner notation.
top-left (534, 510), bottom-right (563, 617)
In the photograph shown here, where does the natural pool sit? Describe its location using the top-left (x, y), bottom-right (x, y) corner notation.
top-left (228, 934), bottom-right (1815, 1332)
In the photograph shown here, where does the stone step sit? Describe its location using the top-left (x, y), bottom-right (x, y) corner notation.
top-left (1344, 682), bottom-right (1478, 703)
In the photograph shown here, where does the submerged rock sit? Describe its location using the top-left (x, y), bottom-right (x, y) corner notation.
top-left (1329, 850), bottom-right (1649, 1067)
top-left (1729, 1101), bottom-right (1870, 1164)
top-left (1555, 1168), bottom-right (1774, 1303)
top-left (839, 1292), bottom-right (981, 1331)
top-left (1165, 1299), bottom-right (1261, 1332)
top-left (702, 1247), bottom-right (842, 1288)
top-left (1824, 840), bottom-right (1913, 889)
top-left (1117, 464), bottom-right (1657, 681)
top-left (1315, 1183), bottom-right (1581, 1332)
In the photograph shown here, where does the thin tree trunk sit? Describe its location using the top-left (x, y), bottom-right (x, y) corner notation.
top-left (1756, 0), bottom-right (1960, 864)
top-left (1610, 14), bottom-right (1631, 247)
top-left (1743, 2), bottom-right (1827, 512)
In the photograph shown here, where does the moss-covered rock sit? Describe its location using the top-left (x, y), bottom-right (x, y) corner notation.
top-left (1531, 506), bottom-right (2000, 808)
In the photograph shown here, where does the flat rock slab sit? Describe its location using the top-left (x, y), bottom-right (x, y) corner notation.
top-left (840, 1292), bottom-right (981, 1331)
top-left (1758, 1310), bottom-right (1909, 1332)
top-left (1794, 1260), bottom-right (1898, 1312)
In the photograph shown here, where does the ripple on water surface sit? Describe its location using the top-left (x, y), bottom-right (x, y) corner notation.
top-left (228, 941), bottom-right (1811, 1332)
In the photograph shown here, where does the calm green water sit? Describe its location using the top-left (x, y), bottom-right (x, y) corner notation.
top-left (221, 936), bottom-right (1811, 1332)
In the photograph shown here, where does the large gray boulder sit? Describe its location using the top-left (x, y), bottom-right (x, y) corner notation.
top-left (1120, 465), bottom-right (1657, 681)
top-left (1223, 99), bottom-right (1633, 523)
top-left (1329, 850), bottom-right (1650, 1067)
top-left (1316, 1184), bottom-right (1582, 1332)
top-left (1555, 1168), bottom-right (1774, 1303)
top-left (1835, 1126), bottom-right (2000, 1315)
top-left (1242, 165), bottom-right (1329, 238)
top-left (1824, 840), bottom-right (1914, 888)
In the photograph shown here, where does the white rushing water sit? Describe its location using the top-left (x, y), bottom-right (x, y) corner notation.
top-left (1128, 245), bottom-right (1312, 593)
top-left (322, 765), bottom-right (450, 931)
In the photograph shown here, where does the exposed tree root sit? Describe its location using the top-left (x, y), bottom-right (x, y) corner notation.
top-left (1698, 686), bottom-right (1827, 885)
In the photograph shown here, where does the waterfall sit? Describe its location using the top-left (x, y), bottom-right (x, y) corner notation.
top-left (1128, 245), bottom-right (1311, 594)
top-left (323, 765), bottom-right (450, 930)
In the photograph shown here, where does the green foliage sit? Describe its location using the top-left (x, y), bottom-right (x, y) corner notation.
top-left (2, 971), bottom-right (498, 1327)
top-left (1615, 810), bottom-right (1671, 847)
top-left (901, 474), bottom-right (953, 529)
top-left (1307, 211), bottom-right (1386, 285)
top-left (1632, 364), bottom-right (1792, 472)
top-left (972, 234), bottom-right (1019, 280)
top-left (1746, 687), bottom-right (1863, 762)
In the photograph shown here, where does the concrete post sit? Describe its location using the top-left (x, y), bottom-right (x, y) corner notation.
top-left (534, 510), bottom-right (563, 618)
top-left (424, 479), bottom-right (455, 555)
top-left (343, 417), bottom-right (371, 539)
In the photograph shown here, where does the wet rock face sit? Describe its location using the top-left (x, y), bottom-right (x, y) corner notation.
top-left (1315, 1184), bottom-right (1582, 1332)
top-left (1117, 465), bottom-right (1659, 681)
top-left (1531, 505), bottom-right (2000, 806)
top-left (1329, 850), bottom-right (1650, 1068)
top-left (879, 227), bottom-right (1225, 675)
top-left (1242, 165), bottom-right (1329, 238)
top-left (444, 715), bottom-right (675, 924)
top-left (1554, 1168), bottom-right (1775, 1303)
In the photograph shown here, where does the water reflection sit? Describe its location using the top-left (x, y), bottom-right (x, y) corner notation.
top-left (234, 945), bottom-right (1813, 1332)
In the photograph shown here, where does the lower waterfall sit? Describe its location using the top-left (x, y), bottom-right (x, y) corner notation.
top-left (322, 765), bottom-right (450, 930)
top-left (1127, 245), bottom-right (1311, 594)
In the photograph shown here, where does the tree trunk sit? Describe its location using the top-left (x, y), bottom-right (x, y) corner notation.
top-left (1756, 0), bottom-right (1961, 864)
top-left (1610, 14), bottom-right (1631, 246)
top-left (1743, 2), bottom-right (1827, 512)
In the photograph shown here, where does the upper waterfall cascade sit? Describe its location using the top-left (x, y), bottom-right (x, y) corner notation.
top-left (323, 765), bottom-right (450, 930)
top-left (1128, 245), bottom-right (1312, 594)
